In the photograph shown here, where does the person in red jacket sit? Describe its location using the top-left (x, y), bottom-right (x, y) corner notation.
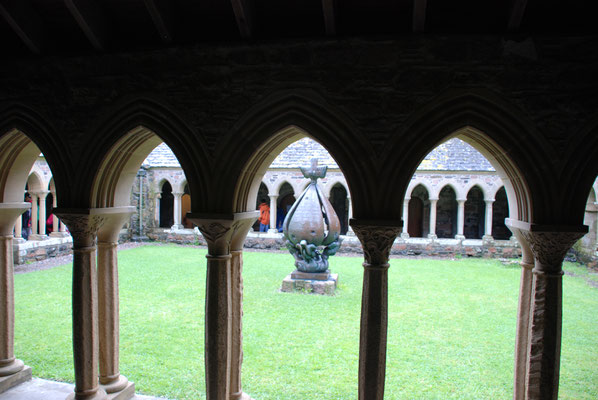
top-left (258, 199), bottom-right (270, 232)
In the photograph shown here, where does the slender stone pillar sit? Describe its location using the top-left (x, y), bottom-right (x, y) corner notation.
top-left (483, 200), bottom-right (494, 240)
top-left (506, 219), bottom-right (534, 400)
top-left (154, 194), bottom-right (161, 225)
top-left (30, 194), bottom-right (38, 237)
top-left (52, 192), bottom-right (59, 233)
top-left (37, 191), bottom-right (49, 236)
top-left (13, 216), bottom-right (22, 242)
top-left (508, 220), bottom-right (586, 400)
top-left (455, 199), bottom-right (466, 240)
top-left (229, 213), bottom-right (258, 400)
top-left (96, 207), bottom-right (135, 399)
top-left (0, 203), bottom-right (31, 392)
top-left (428, 198), bottom-right (438, 239)
top-left (53, 209), bottom-right (108, 400)
top-left (350, 219), bottom-right (402, 400)
top-left (346, 197), bottom-right (354, 235)
top-left (172, 192), bottom-right (183, 229)
top-left (401, 199), bottom-right (410, 239)
top-left (188, 212), bottom-right (258, 400)
top-left (268, 194), bottom-right (278, 233)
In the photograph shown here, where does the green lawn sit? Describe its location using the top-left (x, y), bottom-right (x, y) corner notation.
top-left (13, 245), bottom-right (598, 399)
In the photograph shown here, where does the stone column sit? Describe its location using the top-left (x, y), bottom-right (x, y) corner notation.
top-left (37, 190), bottom-right (49, 236)
top-left (346, 197), bottom-right (354, 235)
top-left (456, 199), bottom-right (466, 240)
top-left (96, 207), bottom-right (135, 399)
top-left (53, 208), bottom-right (108, 400)
top-left (154, 194), bottom-right (161, 226)
top-left (350, 219), bottom-right (402, 400)
top-left (188, 212), bottom-right (258, 400)
top-left (13, 215), bottom-right (23, 243)
top-left (0, 203), bottom-right (31, 392)
top-left (172, 192), bottom-right (183, 229)
top-left (483, 200), bottom-right (494, 241)
top-left (30, 193), bottom-right (38, 237)
top-left (401, 198), bottom-right (410, 239)
top-left (508, 220), bottom-right (586, 400)
top-left (506, 219), bottom-right (534, 400)
top-left (268, 194), bottom-right (278, 233)
top-left (229, 212), bottom-right (258, 400)
top-left (428, 198), bottom-right (438, 239)
top-left (52, 192), bottom-right (59, 233)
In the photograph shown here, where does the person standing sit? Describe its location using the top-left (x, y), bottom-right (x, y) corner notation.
top-left (258, 199), bottom-right (270, 232)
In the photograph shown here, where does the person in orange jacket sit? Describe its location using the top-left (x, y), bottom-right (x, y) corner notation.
top-left (258, 199), bottom-right (270, 232)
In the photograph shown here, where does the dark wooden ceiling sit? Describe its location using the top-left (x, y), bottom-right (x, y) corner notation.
top-left (0, 0), bottom-right (596, 56)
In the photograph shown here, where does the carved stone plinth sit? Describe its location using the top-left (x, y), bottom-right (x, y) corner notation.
top-left (281, 273), bottom-right (338, 295)
top-left (0, 365), bottom-right (31, 394)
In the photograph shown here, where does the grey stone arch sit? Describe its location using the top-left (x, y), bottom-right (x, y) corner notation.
top-left (80, 96), bottom-right (209, 211)
top-left (408, 184), bottom-right (431, 237)
top-left (0, 103), bottom-right (69, 206)
top-left (492, 186), bottom-right (510, 240)
top-left (581, 185), bottom-right (598, 255)
top-left (464, 185), bottom-right (485, 239)
top-left (216, 89), bottom-right (373, 218)
top-left (158, 179), bottom-right (174, 228)
top-left (436, 184), bottom-right (458, 238)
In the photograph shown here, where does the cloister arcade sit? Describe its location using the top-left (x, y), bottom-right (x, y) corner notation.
top-left (1, 16), bottom-right (597, 400)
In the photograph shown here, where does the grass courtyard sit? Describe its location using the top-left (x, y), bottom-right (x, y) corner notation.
top-left (13, 245), bottom-right (598, 400)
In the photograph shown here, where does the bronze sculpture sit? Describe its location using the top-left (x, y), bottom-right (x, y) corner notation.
top-left (282, 158), bottom-right (342, 273)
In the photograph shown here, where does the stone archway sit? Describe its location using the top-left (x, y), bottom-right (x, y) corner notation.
top-left (330, 183), bottom-right (348, 235)
top-left (436, 186), bottom-right (457, 238)
top-left (408, 184), bottom-right (430, 238)
top-left (464, 186), bottom-right (485, 239)
top-left (159, 181), bottom-right (174, 228)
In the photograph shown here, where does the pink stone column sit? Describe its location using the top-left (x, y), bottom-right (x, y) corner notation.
top-left (483, 200), bottom-right (494, 240)
top-left (401, 199), bottom-right (409, 238)
top-left (96, 207), bottom-right (135, 398)
top-left (54, 209), bottom-right (108, 400)
top-left (229, 213), bottom-right (257, 400)
top-left (456, 199), bottom-right (466, 239)
top-left (268, 194), bottom-right (278, 233)
top-left (506, 218), bottom-right (535, 400)
top-left (0, 203), bottom-right (29, 380)
top-left (189, 212), bottom-right (258, 400)
top-left (37, 191), bottom-right (49, 236)
top-left (510, 221), bottom-right (587, 400)
top-left (351, 219), bottom-right (402, 400)
top-left (30, 194), bottom-right (38, 236)
top-left (52, 192), bottom-right (59, 234)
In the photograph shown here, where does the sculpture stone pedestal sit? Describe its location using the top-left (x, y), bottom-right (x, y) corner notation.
top-left (281, 270), bottom-right (338, 295)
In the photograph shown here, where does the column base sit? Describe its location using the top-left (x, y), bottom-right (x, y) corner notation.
top-left (0, 358), bottom-right (24, 377)
top-left (13, 237), bottom-right (26, 244)
top-left (400, 232), bottom-right (410, 239)
top-left (427, 234), bottom-right (437, 240)
top-left (28, 234), bottom-right (49, 241)
top-left (0, 364), bottom-right (31, 394)
top-left (170, 224), bottom-right (184, 231)
top-left (105, 381), bottom-right (134, 400)
top-left (100, 375), bottom-right (130, 395)
top-left (455, 234), bottom-right (466, 241)
top-left (267, 228), bottom-right (279, 234)
top-left (66, 387), bottom-right (108, 400)
top-left (50, 231), bottom-right (71, 238)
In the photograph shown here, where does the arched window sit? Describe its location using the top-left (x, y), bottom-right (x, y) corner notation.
top-left (159, 181), bottom-right (174, 228)
top-left (330, 184), bottom-right (348, 235)
top-left (278, 182), bottom-right (295, 229)
top-left (436, 186), bottom-right (457, 238)
top-left (492, 187), bottom-right (510, 240)
top-left (464, 186), bottom-right (485, 239)
top-left (408, 185), bottom-right (430, 238)
top-left (253, 182), bottom-right (270, 231)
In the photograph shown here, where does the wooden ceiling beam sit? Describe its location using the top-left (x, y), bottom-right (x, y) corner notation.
top-left (231, 0), bottom-right (254, 38)
top-left (322, 0), bottom-right (336, 35)
top-left (507, 0), bottom-right (528, 32)
top-left (0, 0), bottom-right (44, 53)
top-left (412, 0), bottom-right (427, 33)
top-left (143, 0), bottom-right (173, 43)
top-left (64, 0), bottom-right (107, 51)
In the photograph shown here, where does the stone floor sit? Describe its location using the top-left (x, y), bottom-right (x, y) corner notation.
top-left (0, 378), bottom-right (170, 400)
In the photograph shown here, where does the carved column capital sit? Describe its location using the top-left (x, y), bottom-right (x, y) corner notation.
top-left (0, 203), bottom-right (30, 236)
top-left (188, 211), bottom-right (259, 256)
top-left (53, 208), bottom-right (107, 248)
top-left (350, 219), bottom-right (402, 265)
top-left (507, 219), bottom-right (587, 271)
